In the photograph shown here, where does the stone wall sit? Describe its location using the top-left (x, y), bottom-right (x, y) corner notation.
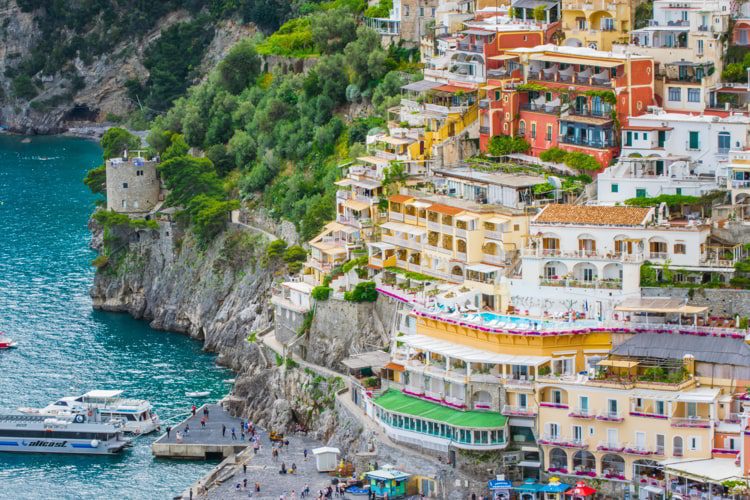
top-left (105, 158), bottom-right (160, 214)
top-left (641, 287), bottom-right (750, 317)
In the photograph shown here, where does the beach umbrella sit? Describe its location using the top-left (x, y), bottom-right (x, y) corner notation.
top-left (565, 481), bottom-right (596, 497)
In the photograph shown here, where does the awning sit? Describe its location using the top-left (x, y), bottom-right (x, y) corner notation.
top-left (403, 334), bottom-right (549, 366)
top-left (642, 486), bottom-right (664, 495)
top-left (466, 263), bottom-right (501, 274)
top-left (384, 362), bottom-right (405, 372)
top-left (674, 388), bottom-right (720, 403)
top-left (614, 298), bottom-right (708, 314)
top-left (428, 203), bottom-right (464, 215)
top-left (530, 53), bottom-right (623, 68)
top-left (341, 350), bottom-right (391, 370)
top-left (349, 178), bottom-right (382, 189)
top-left (402, 80), bottom-right (443, 92)
top-left (369, 241), bottom-right (396, 251)
top-left (482, 83), bottom-right (503, 90)
top-left (434, 84), bottom-right (477, 93)
top-left (486, 216), bottom-right (509, 224)
top-left (598, 359), bottom-right (639, 368)
top-left (343, 199), bottom-right (370, 211)
top-left (380, 221), bottom-right (427, 235)
top-left (335, 179), bottom-right (353, 187)
top-left (662, 458), bottom-right (742, 483)
top-left (455, 214), bottom-right (478, 222)
top-left (631, 389), bottom-right (677, 401)
top-left (357, 156), bottom-right (389, 165)
top-left (378, 135), bottom-right (412, 146)
top-left (518, 460), bottom-right (542, 468)
top-left (489, 54), bottom-right (520, 61)
top-left (390, 194), bottom-right (413, 203)
top-left (462, 28), bottom-right (494, 36)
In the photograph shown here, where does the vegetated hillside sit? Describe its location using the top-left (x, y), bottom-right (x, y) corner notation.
top-left (87, 0), bottom-right (419, 259)
top-left (0, 0), bottom-right (317, 132)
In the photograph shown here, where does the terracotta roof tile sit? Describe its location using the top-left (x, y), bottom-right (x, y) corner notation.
top-left (427, 203), bottom-right (465, 215)
top-left (534, 204), bottom-right (651, 226)
top-left (389, 194), bottom-right (414, 203)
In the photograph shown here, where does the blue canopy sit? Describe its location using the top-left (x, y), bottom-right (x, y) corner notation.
top-left (488, 480), bottom-right (513, 490)
top-left (514, 479), bottom-right (543, 492)
top-left (541, 482), bottom-right (571, 493)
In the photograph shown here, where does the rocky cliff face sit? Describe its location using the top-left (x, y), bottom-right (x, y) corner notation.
top-left (0, 2), bottom-right (254, 134)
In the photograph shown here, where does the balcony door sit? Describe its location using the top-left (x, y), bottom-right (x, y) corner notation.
top-left (607, 429), bottom-right (618, 448)
top-left (635, 432), bottom-right (646, 450)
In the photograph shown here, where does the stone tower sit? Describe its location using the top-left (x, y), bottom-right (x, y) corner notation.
top-left (105, 151), bottom-right (160, 215)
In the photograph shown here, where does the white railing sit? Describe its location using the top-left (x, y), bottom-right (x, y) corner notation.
top-left (389, 212), bottom-right (404, 222)
top-left (482, 254), bottom-right (506, 265)
top-left (501, 404), bottom-right (538, 417)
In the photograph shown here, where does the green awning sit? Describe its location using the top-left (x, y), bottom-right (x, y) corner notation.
top-left (373, 390), bottom-right (508, 429)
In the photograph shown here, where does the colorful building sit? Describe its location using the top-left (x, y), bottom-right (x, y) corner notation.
top-left (479, 45), bottom-right (655, 166)
top-left (560, 0), bottom-right (642, 51)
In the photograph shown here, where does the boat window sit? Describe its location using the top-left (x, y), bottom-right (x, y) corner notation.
top-left (54, 401), bottom-right (68, 406)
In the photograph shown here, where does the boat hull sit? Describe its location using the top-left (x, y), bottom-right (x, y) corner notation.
top-left (0, 439), bottom-right (128, 455)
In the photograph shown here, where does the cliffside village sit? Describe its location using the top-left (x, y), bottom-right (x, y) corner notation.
top-left (104, 0), bottom-right (750, 498)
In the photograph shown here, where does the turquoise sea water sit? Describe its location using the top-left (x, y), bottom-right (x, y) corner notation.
top-left (0, 135), bottom-right (232, 499)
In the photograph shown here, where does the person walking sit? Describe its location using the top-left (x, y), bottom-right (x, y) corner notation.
top-left (303, 483), bottom-right (310, 498)
top-left (253, 441), bottom-right (260, 454)
top-left (243, 478), bottom-right (248, 490)
top-left (255, 482), bottom-right (261, 493)
top-left (241, 430), bottom-right (245, 441)
top-left (231, 427), bottom-right (237, 440)
top-left (243, 463), bottom-right (247, 474)
top-left (166, 426), bottom-right (172, 438)
top-left (184, 424), bottom-right (190, 436)
top-left (203, 406), bottom-right (209, 420)
top-left (303, 449), bottom-right (308, 461)
top-left (191, 405), bottom-right (196, 416)
top-left (200, 417), bottom-right (206, 429)
top-left (222, 424), bottom-right (226, 437)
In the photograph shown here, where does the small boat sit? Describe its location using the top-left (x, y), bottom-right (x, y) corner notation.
top-left (185, 391), bottom-right (210, 398)
top-left (223, 379), bottom-right (235, 384)
top-left (0, 333), bottom-right (17, 349)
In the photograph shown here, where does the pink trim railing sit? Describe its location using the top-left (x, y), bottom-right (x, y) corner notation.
top-left (629, 411), bottom-right (668, 419)
top-left (540, 402), bottom-right (569, 409)
top-left (400, 388), bottom-right (466, 409)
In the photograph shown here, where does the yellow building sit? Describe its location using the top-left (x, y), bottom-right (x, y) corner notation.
top-left (561, 0), bottom-right (640, 51)
top-left (369, 193), bottom-right (528, 310)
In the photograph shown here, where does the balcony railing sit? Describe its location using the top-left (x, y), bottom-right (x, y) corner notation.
top-left (538, 434), bottom-right (587, 448)
top-left (522, 247), bottom-right (644, 262)
top-left (622, 444), bottom-right (664, 456)
top-left (596, 441), bottom-right (625, 452)
top-left (479, 126), bottom-right (490, 134)
top-left (457, 41), bottom-right (485, 53)
top-left (648, 252), bottom-right (668, 260)
top-left (479, 99), bottom-right (490, 110)
top-left (540, 401), bottom-right (569, 409)
top-left (596, 410), bottom-right (624, 422)
top-left (671, 417), bottom-right (711, 428)
top-left (568, 408), bottom-right (596, 419)
top-left (482, 254), bottom-right (506, 266)
top-left (559, 135), bottom-right (616, 149)
top-left (731, 180), bottom-right (750, 189)
top-left (389, 211), bottom-right (404, 222)
top-left (501, 404), bottom-right (538, 417)
top-left (522, 103), bottom-right (561, 114)
top-left (540, 278), bottom-right (622, 290)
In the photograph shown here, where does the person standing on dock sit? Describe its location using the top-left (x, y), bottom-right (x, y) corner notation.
top-left (166, 426), bottom-right (172, 438)
top-left (191, 405), bottom-right (197, 416)
top-left (203, 406), bottom-right (209, 421)
top-left (200, 417), bottom-right (206, 429)
top-left (222, 424), bottom-right (227, 437)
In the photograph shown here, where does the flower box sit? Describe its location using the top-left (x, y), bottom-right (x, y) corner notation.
top-left (540, 402), bottom-right (569, 409)
top-left (629, 411), bottom-right (668, 419)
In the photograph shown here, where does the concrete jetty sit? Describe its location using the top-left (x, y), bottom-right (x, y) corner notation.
top-left (152, 404), bottom-right (249, 459)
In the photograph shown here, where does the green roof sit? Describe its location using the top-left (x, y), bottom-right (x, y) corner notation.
top-left (373, 390), bottom-right (508, 429)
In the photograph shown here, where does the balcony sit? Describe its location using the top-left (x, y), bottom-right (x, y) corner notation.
top-left (336, 190), bottom-right (352, 200)
top-left (622, 444), bottom-right (664, 456)
top-left (381, 234), bottom-right (422, 251)
top-left (538, 434), bottom-right (588, 449)
top-left (501, 405), bottom-right (538, 417)
top-left (567, 106), bottom-right (611, 119)
top-left (648, 252), bottom-right (668, 260)
top-left (596, 411), bottom-right (624, 422)
top-left (539, 401), bottom-right (569, 410)
top-left (483, 254), bottom-right (506, 266)
top-left (479, 126), bottom-right (490, 135)
top-left (540, 278), bottom-right (622, 290)
top-left (479, 99), bottom-right (490, 110)
top-left (389, 211), bottom-right (404, 222)
top-left (457, 41), bottom-right (485, 53)
top-left (559, 135), bottom-right (616, 149)
top-left (596, 441), bottom-right (625, 452)
top-left (568, 408), bottom-right (596, 419)
top-left (424, 244), bottom-right (453, 256)
top-left (671, 417), bottom-right (711, 429)
top-left (730, 179), bottom-right (750, 189)
top-left (522, 102), bottom-right (561, 114)
top-left (629, 410), bottom-right (668, 420)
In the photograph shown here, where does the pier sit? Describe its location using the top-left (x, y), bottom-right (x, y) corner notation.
top-left (152, 404), bottom-right (249, 459)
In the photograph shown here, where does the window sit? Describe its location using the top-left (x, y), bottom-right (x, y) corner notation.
top-left (419, 7), bottom-right (424, 16)
top-left (688, 131), bottom-right (700, 150)
top-left (718, 132), bottom-right (731, 154)
top-left (656, 400), bottom-right (665, 415)
top-left (431, 7), bottom-right (435, 16)
top-left (531, 123), bottom-right (537, 139)
top-left (122, 182), bottom-right (128, 188)
top-left (636, 188), bottom-right (646, 198)
top-left (519, 121), bottom-right (526, 136)
top-left (668, 87), bottom-right (681, 102)
top-left (608, 399), bottom-right (618, 415)
top-left (518, 393), bottom-right (527, 409)
top-left (673, 436), bottom-right (684, 456)
top-left (697, 39), bottom-right (704, 55)
top-left (611, 184), bottom-right (619, 193)
top-left (601, 17), bottom-right (614, 31)
top-left (548, 423), bottom-right (559, 438)
top-left (687, 88), bottom-right (700, 103)
top-left (625, 131), bottom-right (632, 146)
top-left (404, 5), bottom-right (410, 16)
top-left (674, 243), bottom-right (686, 254)
top-left (676, 187), bottom-right (682, 195)
top-left (513, 224), bottom-right (520, 231)
top-left (552, 390), bottom-right (562, 404)
top-left (634, 132), bottom-right (639, 140)
top-left (573, 425), bottom-right (583, 442)
top-left (656, 434), bottom-right (665, 455)
top-left (579, 396), bottom-right (589, 412)
top-left (643, 133), bottom-right (648, 140)
top-left (689, 436), bottom-right (700, 451)
top-left (546, 125), bottom-right (552, 141)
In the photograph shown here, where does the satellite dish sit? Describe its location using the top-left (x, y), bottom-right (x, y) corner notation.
top-left (548, 176), bottom-right (562, 189)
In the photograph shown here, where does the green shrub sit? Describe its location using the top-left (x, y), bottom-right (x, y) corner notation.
top-left (563, 151), bottom-right (601, 171)
top-left (539, 147), bottom-right (568, 163)
top-left (344, 281), bottom-right (378, 302)
top-left (91, 254), bottom-right (109, 268)
top-left (487, 135), bottom-right (530, 156)
top-left (267, 239), bottom-right (288, 259)
top-left (100, 127), bottom-right (141, 160)
top-left (311, 286), bottom-right (332, 301)
top-left (283, 245), bottom-right (307, 263)
top-left (83, 165), bottom-right (106, 195)
top-left (11, 75), bottom-right (37, 99)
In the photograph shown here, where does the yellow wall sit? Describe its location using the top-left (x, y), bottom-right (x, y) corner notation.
top-left (561, 0), bottom-right (635, 51)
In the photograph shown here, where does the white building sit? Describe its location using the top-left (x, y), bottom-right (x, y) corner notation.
top-left (511, 204), bottom-right (719, 318)
top-left (620, 109), bottom-right (750, 178)
top-left (597, 157), bottom-right (717, 204)
top-left (432, 166), bottom-right (548, 209)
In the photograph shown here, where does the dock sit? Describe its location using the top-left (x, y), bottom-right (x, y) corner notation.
top-left (152, 404), bottom-right (249, 459)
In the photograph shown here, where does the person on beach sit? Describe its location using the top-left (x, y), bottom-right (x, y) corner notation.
top-left (279, 462), bottom-right (287, 474)
top-left (241, 430), bottom-right (245, 441)
top-left (290, 463), bottom-right (297, 474)
top-left (253, 441), bottom-right (260, 454)
top-left (243, 478), bottom-right (248, 490)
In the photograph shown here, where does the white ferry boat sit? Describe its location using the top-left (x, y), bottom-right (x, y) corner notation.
top-left (18, 390), bottom-right (160, 435)
top-left (0, 413), bottom-right (130, 455)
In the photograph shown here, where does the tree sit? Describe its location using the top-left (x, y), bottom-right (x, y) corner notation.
top-left (206, 144), bottom-right (235, 177)
top-left (532, 5), bottom-right (547, 21)
top-left (83, 165), bottom-right (106, 195)
top-left (162, 133), bottom-right (190, 161)
top-left (344, 26), bottom-right (387, 88)
top-left (100, 127), bottom-right (141, 159)
top-left (11, 75), bottom-right (37, 100)
top-left (218, 39), bottom-right (261, 94)
top-left (344, 281), bottom-right (378, 302)
top-left (267, 239), bottom-right (288, 259)
top-left (228, 130), bottom-right (258, 169)
top-left (488, 136), bottom-right (530, 156)
top-left (187, 194), bottom-right (239, 246)
top-left (311, 8), bottom-right (358, 54)
top-left (157, 156), bottom-right (224, 207)
top-left (283, 245), bottom-right (307, 263)
top-left (539, 147), bottom-right (568, 163)
top-left (563, 151), bottom-right (601, 171)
